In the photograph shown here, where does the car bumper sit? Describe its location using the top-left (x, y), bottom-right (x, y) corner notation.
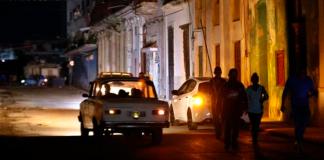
top-left (103, 121), bottom-right (170, 128)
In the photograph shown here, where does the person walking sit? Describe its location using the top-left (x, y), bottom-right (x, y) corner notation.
top-left (281, 68), bottom-right (317, 153)
top-left (218, 68), bottom-right (248, 151)
top-left (246, 73), bottom-right (269, 146)
top-left (210, 66), bottom-right (226, 139)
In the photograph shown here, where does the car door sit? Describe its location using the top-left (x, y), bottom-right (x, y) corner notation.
top-left (172, 79), bottom-right (197, 121)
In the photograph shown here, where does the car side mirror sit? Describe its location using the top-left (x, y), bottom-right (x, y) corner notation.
top-left (82, 93), bottom-right (89, 97)
top-left (171, 90), bottom-right (179, 95)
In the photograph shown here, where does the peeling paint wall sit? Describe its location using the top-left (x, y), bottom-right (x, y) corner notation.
top-left (248, 0), bottom-right (288, 120)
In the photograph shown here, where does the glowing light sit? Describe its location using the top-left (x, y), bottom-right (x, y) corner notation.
top-left (109, 110), bottom-right (115, 115)
top-left (1, 59), bottom-right (5, 62)
top-left (44, 78), bottom-right (48, 82)
top-left (69, 60), bottom-right (75, 67)
top-left (158, 109), bottom-right (165, 115)
top-left (192, 96), bottom-right (203, 106)
top-left (133, 112), bottom-right (140, 119)
top-left (21, 80), bottom-right (25, 84)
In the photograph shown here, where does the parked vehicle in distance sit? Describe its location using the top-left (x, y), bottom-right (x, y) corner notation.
top-left (20, 75), bottom-right (48, 86)
top-left (170, 77), bottom-right (212, 130)
top-left (78, 72), bottom-right (169, 144)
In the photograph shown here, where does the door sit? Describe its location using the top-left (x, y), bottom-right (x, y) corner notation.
top-left (172, 79), bottom-right (197, 121)
top-left (234, 41), bottom-right (241, 80)
top-left (168, 26), bottom-right (174, 99)
top-left (180, 24), bottom-right (190, 79)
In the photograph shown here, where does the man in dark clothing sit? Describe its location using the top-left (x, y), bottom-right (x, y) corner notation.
top-left (281, 68), bottom-right (316, 153)
top-left (218, 68), bottom-right (248, 151)
top-left (210, 66), bottom-right (226, 139)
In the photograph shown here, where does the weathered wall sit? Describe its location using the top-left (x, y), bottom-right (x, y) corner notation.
top-left (248, 0), bottom-right (288, 120)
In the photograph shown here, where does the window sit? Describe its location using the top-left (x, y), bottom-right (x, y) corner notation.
top-left (195, 0), bottom-right (202, 28)
top-left (178, 80), bottom-right (197, 94)
top-left (234, 41), bottom-right (241, 80)
top-left (215, 44), bottom-right (220, 66)
top-left (178, 81), bottom-right (190, 94)
top-left (212, 0), bottom-right (220, 26)
top-left (233, 0), bottom-right (240, 21)
top-left (199, 46), bottom-right (203, 77)
top-left (186, 80), bottom-right (197, 93)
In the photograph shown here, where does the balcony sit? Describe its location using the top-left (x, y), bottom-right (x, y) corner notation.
top-left (134, 0), bottom-right (158, 15)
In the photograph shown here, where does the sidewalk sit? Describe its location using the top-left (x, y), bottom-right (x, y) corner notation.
top-left (262, 122), bottom-right (324, 145)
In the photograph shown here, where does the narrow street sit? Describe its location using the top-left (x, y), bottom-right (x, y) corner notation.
top-left (0, 86), bottom-right (323, 160)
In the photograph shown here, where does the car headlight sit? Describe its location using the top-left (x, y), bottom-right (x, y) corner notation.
top-left (192, 95), bottom-right (203, 106)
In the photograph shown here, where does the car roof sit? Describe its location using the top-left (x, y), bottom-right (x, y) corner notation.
top-left (92, 76), bottom-right (153, 84)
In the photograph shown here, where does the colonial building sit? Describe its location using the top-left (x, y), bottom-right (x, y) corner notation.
top-left (65, 0), bottom-right (97, 89)
top-left (162, 0), bottom-right (196, 99)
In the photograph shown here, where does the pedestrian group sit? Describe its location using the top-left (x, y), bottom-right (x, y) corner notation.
top-left (209, 66), bottom-right (315, 154)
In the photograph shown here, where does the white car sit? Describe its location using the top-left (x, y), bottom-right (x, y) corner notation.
top-left (170, 77), bottom-right (212, 130)
top-left (78, 72), bottom-right (169, 144)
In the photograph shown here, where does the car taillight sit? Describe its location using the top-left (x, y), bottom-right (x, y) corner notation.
top-left (152, 109), bottom-right (165, 115)
top-left (106, 109), bottom-right (121, 115)
top-left (192, 95), bottom-right (204, 107)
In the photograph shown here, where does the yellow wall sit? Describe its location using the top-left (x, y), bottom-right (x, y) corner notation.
top-left (318, 0), bottom-right (324, 126)
top-left (201, 0), bottom-right (288, 120)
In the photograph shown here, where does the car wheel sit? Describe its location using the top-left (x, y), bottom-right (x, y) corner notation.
top-left (187, 109), bottom-right (198, 130)
top-left (92, 118), bottom-right (103, 137)
top-left (169, 105), bottom-right (176, 126)
top-left (80, 121), bottom-right (89, 137)
top-left (151, 128), bottom-right (163, 145)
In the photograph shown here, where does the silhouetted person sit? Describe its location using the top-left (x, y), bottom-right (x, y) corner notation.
top-left (118, 89), bottom-right (129, 98)
top-left (218, 68), bottom-right (248, 151)
top-left (101, 84), bottom-right (117, 98)
top-left (246, 73), bottom-right (268, 146)
top-left (210, 66), bottom-right (226, 139)
top-left (281, 68), bottom-right (317, 153)
top-left (131, 88), bottom-right (143, 98)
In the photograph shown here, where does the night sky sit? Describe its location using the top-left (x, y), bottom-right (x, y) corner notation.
top-left (0, 0), bottom-right (66, 44)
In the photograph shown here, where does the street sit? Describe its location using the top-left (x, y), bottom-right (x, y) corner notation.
top-left (1, 86), bottom-right (324, 160)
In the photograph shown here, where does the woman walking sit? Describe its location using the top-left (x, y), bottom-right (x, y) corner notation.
top-left (246, 73), bottom-right (269, 145)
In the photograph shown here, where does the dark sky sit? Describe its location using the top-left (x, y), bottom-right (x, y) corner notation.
top-left (0, 0), bottom-right (66, 44)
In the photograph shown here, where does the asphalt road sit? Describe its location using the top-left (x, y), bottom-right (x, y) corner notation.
top-left (1, 86), bottom-right (324, 160)
top-left (1, 129), bottom-right (324, 160)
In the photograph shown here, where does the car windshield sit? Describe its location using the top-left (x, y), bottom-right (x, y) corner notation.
top-left (93, 79), bottom-right (157, 99)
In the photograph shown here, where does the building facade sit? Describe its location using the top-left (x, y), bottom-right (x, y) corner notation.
top-left (162, 0), bottom-right (195, 99)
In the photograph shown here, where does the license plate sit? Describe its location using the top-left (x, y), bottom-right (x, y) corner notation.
top-left (129, 111), bottom-right (145, 119)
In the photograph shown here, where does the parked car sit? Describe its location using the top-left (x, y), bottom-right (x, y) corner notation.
top-left (170, 77), bottom-right (212, 130)
top-left (78, 72), bottom-right (169, 144)
top-left (20, 75), bottom-right (48, 86)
